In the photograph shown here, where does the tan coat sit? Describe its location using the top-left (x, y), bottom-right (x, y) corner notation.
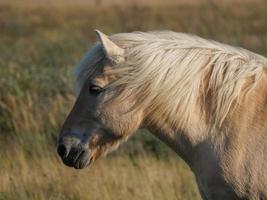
top-left (58, 30), bottom-right (267, 200)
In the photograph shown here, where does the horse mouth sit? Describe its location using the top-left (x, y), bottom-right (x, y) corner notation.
top-left (57, 144), bottom-right (92, 169)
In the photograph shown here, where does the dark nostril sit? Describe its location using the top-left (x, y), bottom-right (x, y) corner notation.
top-left (57, 144), bottom-right (67, 158)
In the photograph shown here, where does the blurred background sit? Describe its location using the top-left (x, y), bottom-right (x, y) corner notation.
top-left (0, 0), bottom-right (266, 199)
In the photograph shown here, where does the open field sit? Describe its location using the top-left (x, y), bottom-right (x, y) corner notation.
top-left (0, 151), bottom-right (198, 200)
top-left (0, 0), bottom-right (267, 199)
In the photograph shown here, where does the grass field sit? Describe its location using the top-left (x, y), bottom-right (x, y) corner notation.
top-left (0, 0), bottom-right (267, 199)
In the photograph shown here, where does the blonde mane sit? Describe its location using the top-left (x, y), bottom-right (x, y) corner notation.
top-left (76, 31), bottom-right (267, 128)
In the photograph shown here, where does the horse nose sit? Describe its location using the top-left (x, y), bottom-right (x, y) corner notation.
top-left (57, 144), bottom-right (68, 158)
top-left (57, 134), bottom-right (91, 169)
top-left (57, 136), bottom-right (80, 159)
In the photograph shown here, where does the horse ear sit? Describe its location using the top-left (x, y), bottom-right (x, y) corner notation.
top-left (95, 30), bottom-right (125, 64)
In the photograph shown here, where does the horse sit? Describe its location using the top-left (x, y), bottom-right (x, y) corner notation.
top-left (57, 30), bottom-right (267, 200)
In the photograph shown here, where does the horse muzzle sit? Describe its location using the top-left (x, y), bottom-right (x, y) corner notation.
top-left (57, 135), bottom-right (92, 169)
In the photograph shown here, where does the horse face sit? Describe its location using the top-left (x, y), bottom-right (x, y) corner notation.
top-left (57, 31), bottom-right (143, 169)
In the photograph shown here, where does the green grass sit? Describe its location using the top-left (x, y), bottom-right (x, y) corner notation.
top-left (0, 1), bottom-right (267, 199)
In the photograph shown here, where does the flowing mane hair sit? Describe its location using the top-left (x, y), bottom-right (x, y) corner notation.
top-left (76, 31), bottom-right (267, 129)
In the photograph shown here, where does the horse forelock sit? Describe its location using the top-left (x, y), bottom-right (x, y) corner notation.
top-left (76, 31), bottom-right (267, 129)
top-left (75, 44), bottom-right (105, 93)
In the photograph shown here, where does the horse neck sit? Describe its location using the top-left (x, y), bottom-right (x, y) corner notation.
top-left (145, 69), bottom-right (267, 171)
top-left (145, 113), bottom-right (210, 167)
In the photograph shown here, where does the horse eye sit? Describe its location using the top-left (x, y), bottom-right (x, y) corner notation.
top-left (89, 84), bottom-right (103, 95)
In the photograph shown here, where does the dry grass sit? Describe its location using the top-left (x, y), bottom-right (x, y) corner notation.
top-left (0, 150), bottom-right (199, 200)
top-left (0, 0), bottom-right (267, 199)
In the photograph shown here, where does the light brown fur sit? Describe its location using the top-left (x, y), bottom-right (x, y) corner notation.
top-left (58, 31), bottom-right (267, 200)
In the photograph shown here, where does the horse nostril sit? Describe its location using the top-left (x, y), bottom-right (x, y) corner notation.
top-left (57, 144), bottom-right (67, 158)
